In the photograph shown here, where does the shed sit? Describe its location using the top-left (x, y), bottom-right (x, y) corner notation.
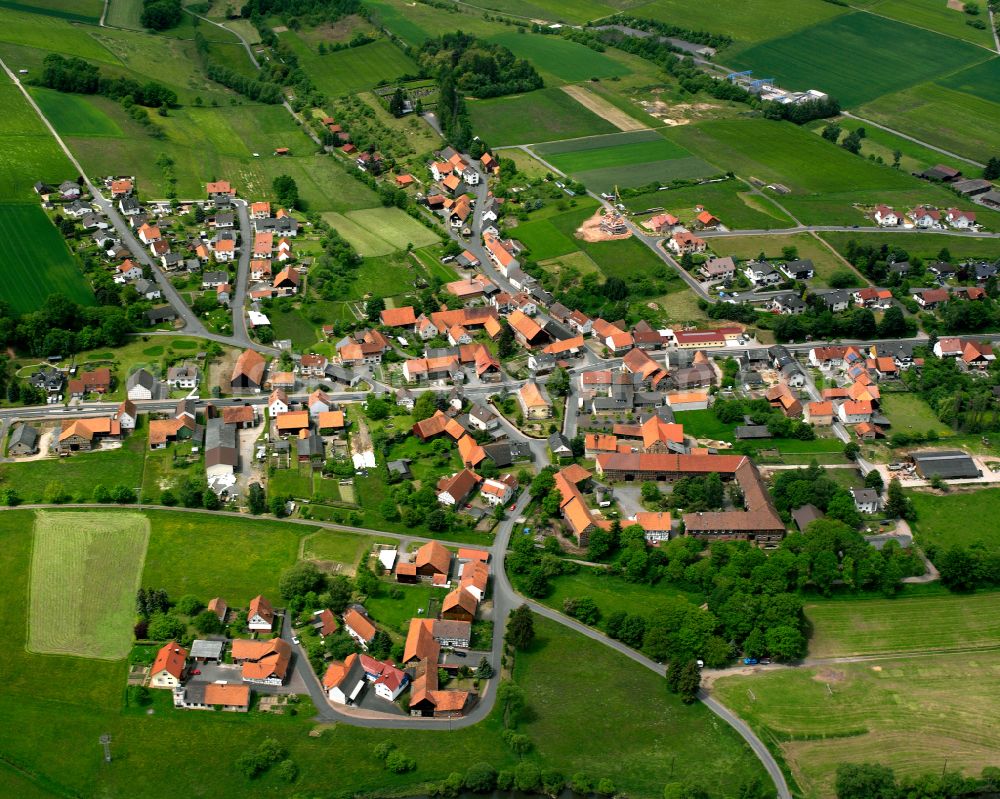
top-left (190, 639), bottom-right (225, 663)
top-left (791, 503), bottom-right (823, 531)
top-left (910, 450), bottom-right (980, 479)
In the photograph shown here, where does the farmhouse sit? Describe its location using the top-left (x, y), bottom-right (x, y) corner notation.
top-left (150, 642), bottom-right (187, 688)
top-left (247, 595), bottom-right (275, 631)
top-left (231, 638), bottom-right (291, 685)
top-left (343, 607), bottom-right (377, 649)
top-left (173, 682), bottom-right (250, 712)
top-left (231, 349), bottom-right (266, 392)
top-left (57, 417), bottom-right (121, 453)
top-left (8, 424), bottom-right (39, 456)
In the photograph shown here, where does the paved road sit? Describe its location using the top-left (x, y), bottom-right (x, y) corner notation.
top-left (232, 200), bottom-right (252, 343)
top-left (701, 223), bottom-right (1000, 239)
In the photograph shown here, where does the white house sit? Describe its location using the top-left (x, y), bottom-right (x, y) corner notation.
top-left (247, 595), bottom-right (275, 632)
top-left (150, 642), bottom-right (187, 689)
top-left (269, 388), bottom-right (289, 417)
top-left (415, 315), bottom-right (439, 341)
top-left (743, 261), bottom-right (781, 286)
top-left (851, 487), bottom-right (880, 514)
top-left (873, 205), bottom-right (899, 227)
top-left (480, 476), bottom-right (515, 506)
top-left (468, 403), bottom-right (499, 432)
top-left (837, 400), bottom-right (872, 424)
top-left (126, 369), bottom-right (157, 401)
top-left (116, 399), bottom-right (137, 431)
top-left (911, 207), bottom-right (941, 229)
top-left (462, 167), bottom-right (480, 186)
top-left (946, 208), bottom-right (976, 229)
top-left (115, 259), bottom-right (142, 283)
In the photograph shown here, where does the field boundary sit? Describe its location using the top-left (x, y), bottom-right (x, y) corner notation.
top-left (560, 84), bottom-right (648, 132)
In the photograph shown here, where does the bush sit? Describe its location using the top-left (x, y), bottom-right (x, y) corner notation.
top-left (465, 762), bottom-right (497, 792)
top-left (385, 751), bottom-right (416, 773)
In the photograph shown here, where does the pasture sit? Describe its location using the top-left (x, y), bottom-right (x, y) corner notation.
top-left (804, 591), bottom-right (1000, 658)
top-left (732, 12), bottom-right (987, 108)
top-left (909, 489), bottom-right (1000, 554)
top-left (30, 87), bottom-right (122, 137)
top-left (364, 0), bottom-right (500, 46)
top-left (469, 87), bottom-right (617, 145)
top-left (859, 81), bottom-right (1000, 161)
top-left (488, 31), bottom-right (630, 83)
top-left (627, 179), bottom-right (795, 230)
top-left (28, 511), bottom-right (150, 660)
top-left (0, 8), bottom-right (118, 62)
top-left (281, 34), bottom-right (418, 96)
top-left (714, 653), bottom-right (1000, 797)
top-left (0, 204), bottom-right (95, 314)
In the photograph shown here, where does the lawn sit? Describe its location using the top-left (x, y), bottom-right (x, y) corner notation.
top-left (804, 590), bottom-right (1000, 658)
top-left (518, 618), bottom-right (770, 799)
top-left (0, 433), bottom-right (147, 502)
top-left (522, 566), bottom-right (704, 629)
top-left (878, 392), bottom-right (950, 438)
top-left (141, 509), bottom-right (301, 603)
top-left (30, 87), bottom-right (122, 137)
top-left (280, 34), bottom-right (418, 96)
top-left (268, 462), bottom-right (316, 499)
top-left (488, 31), bottom-right (630, 83)
top-left (909, 489), bottom-right (1000, 555)
top-left (301, 529), bottom-right (385, 572)
top-left (858, 81), bottom-right (1000, 162)
top-left (29, 510), bottom-right (149, 659)
top-left (628, 180), bottom-right (795, 231)
top-left (469, 87), bottom-right (617, 145)
top-left (674, 409), bottom-right (737, 441)
top-left (709, 233), bottom-right (856, 288)
top-left (0, 203), bottom-right (95, 314)
top-left (510, 217), bottom-right (579, 260)
top-left (732, 12), bottom-right (988, 108)
top-left (714, 652), bottom-right (1000, 798)
top-left (324, 212), bottom-right (399, 256)
top-left (365, 581), bottom-right (448, 636)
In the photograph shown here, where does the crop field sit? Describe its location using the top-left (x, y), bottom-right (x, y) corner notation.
top-left (939, 56), bottom-right (1000, 105)
top-left (732, 13), bottom-right (987, 108)
top-left (488, 31), bottom-right (631, 83)
top-left (858, 81), bottom-right (1000, 160)
top-left (805, 591), bottom-right (1000, 658)
top-left (365, 0), bottom-right (501, 46)
top-left (628, 180), bottom-right (795, 230)
top-left (280, 34), bottom-right (418, 96)
top-left (30, 87), bottom-right (122, 137)
top-left (714, 652), bottom-right (1000, 798)
top-left (821, 231), bottom-right (1000, 263)
top-left (469, 87), bottom-right (617, 145)
top-left (28, 511), bottom-right (149, 660)
top-left (103, 0), bottom-right (141, 28)
top-left (909, 489), bottom-right (1000, 554)
top-left (707, 233), bottom-right (854, 287)
top-left (0, 8), bottom-right (118, 62)
top-left (0, 203), bottom-right (95, 314)
top-left (532, 129), bottom-right (718, 191)
top-left (0, 0), bottom-right (103, 23)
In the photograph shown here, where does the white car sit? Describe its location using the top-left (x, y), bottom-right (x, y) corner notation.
top-left (292, 635), bottom-right (300, 645)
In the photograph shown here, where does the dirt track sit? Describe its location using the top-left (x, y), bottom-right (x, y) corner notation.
top-left (560, 85), bottom-right (647, 132)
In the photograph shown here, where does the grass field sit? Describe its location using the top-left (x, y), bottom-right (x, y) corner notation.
top-left (0, 8), bottom-right (118, 62)
top-left (0, 82), bottom-right (75, 202)
top-left (510, 216), bottom-right (580, 260)
top-left (805, 591), bottom-right (1000, 658)
top-left (301, 529), bottom-right (386, 571)
top-left (714, 652), bottom-right (1000, 798)
top-left (0, 0), bottom-right (103, 23)
top-left (366, 582), bottom-right (448, 635)
top-left (103, 0), bottom-right (141, 28)
top-left (628, 180), bottom-right (795, 230)
top-left (30, 87), bottom-right (122, 137)
top-left (468, 0), bottom-right (608, 24)
top-left (820, 231), bottom-right (1000, 262)
top-left (0, 203), bottom-right (95, 314)
top-left (469, 87), bottom-right (617, 145)
top-left (732, 12), bottom-right (988, 108)
top-left (281, 34), bottom-right (417, 96)
top-left (547, 205), bottom-right (667, 281)
top-left (488, 31), bottom-right (630, 83)
top-left (29, 511), bottom-right (149, 660)
top-left (346, 207), bottom-right (441, 251)
top-left (909, 489), bottom-right (1000, 555)
top-left (878, 392), bottom-right (950, 438)
top-left (520, 618), bottom-right (769, 798)
top-left (858, 81), bottom-right (1000, 161)
top-left (141, 510), bottom-right (300, 603)
top-left (673, 409), bottom-right (736, 441)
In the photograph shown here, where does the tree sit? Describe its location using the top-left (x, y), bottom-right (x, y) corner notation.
top-left (174, 594), bottom-right (203, 616)
top-left (368, 630), bottom-right (393, 660)
top-left (272, 174), bottom-right (299, 209)
top-left (841, 130), bottom-right (862, 155)
top-left (821, 123), bottom-right (841, 142)
top-left (765, 624), bottom-right (806, 661)
top-left (514, 763), bottom-right (541, 793)
top-left (864, 469), bottom-right (884, 493)
top-left (475, 656), bottom-right (494, 679)
top-left (604, 277), bottom-right (628, 300)
top-left (937, 546), bottom-right (978, 590)
top-left (506, 604), bottom-right (535, 650)
top-left (876, 305), bottom-right (907, 338)
top-left (248, 482), bottom-right (266, 515)
top-left (147, 612), bottom-right (185, 640)
top-left (366, 296), bottom-right (385, 324)
top-left (496, 680), bottom-right (525, 726)
top-left (497, 321), bottom-right (515, 358)
top-left (388, 87), bottom-right (406, 117)
top-left (202, 489), bottom-right (221, 510)
top-left (279, 562), bottom-right (326, 600)
top-left (984, 156), bottom-right (1000, 181)
top-left (835, 763), bottom-right (897, 799)
top-left (563, 596), bottom-right (600, 625)
top-left (465, 762), bottom-right (497, 793)
top-left (93, 484), bottom-right (112, 503)
top-left (270, 494), bottom-right (287, 517)
top-left (193, 609), bottom-right (224, 635)
top-left (885, 477), bottom-right (909, 519)
top-left (547, 366), bottom-right (570, 397)
top-left (674, 659), bottom-right (701, 704)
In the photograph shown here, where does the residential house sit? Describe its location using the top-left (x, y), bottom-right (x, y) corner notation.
top-left (851, 487), bottom-right (880, 514)
top-left (743, 261), bottom-right (781, 286)
top-left (343, 607), bottom-right (377, 650)
top-left (914, 288), bottom-right (949, 309)
top-left (780, 259), bottom-right (815, 281)
top-left (173, 682), bottom-right (250, 713)
top-left (874, 205), bottom-right (900, 226)
top-left (911, 206), bottom-right (941, 228)
top-left (68, 367), bottom-right (112, 397)
top-left (699, 256), bottom-right (736, 281)
top-left (481, 474), bottom-right (517, 507)
top-left (231, 638), bottom-right (291, 685)
top-left (150, 642), bottom-right (187, 688)
top-left (437, 468), bottom-right (482, 506)
top-left (633, 511), bottom-right (673, 543)
top-left (838, 400), bottom-right (872, 424)
top-left (231, 349), bottom-right (266, 392)
top-left (806, 401), bottom-right (834, 426)
top-left (667, 231), bottom-right (707, 255)
top-left (247, 595), bottom-right (276, 631)
top-left (166, 365), bottom-right (198, 389)
top-left (126, 369), bottom-right (158, 401)
top-left (380, 306), bottom-right (417, 328)
top-left (946, 208), bottom-right (976, 229)
top-left (115, 259), bottom-right (142, 283)
top-left (518, 381), bottom-right (552, 419)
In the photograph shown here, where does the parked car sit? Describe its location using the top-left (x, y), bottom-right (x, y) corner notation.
top-left (743, 657), bottom-right (758, 665)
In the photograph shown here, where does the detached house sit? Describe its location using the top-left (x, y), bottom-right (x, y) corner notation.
top-left (518, 381), bottom-right (552, 419)
top-left (874, 205), bottom-right (900, 227)
top-left (744, 261), bottom-right (781, 286)
top-left (247, 595), bottom-right (275, 632)
top-left (150, 642), bottom-right (187, 688)
top-left (437, 468), bottom-right (482, 507)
